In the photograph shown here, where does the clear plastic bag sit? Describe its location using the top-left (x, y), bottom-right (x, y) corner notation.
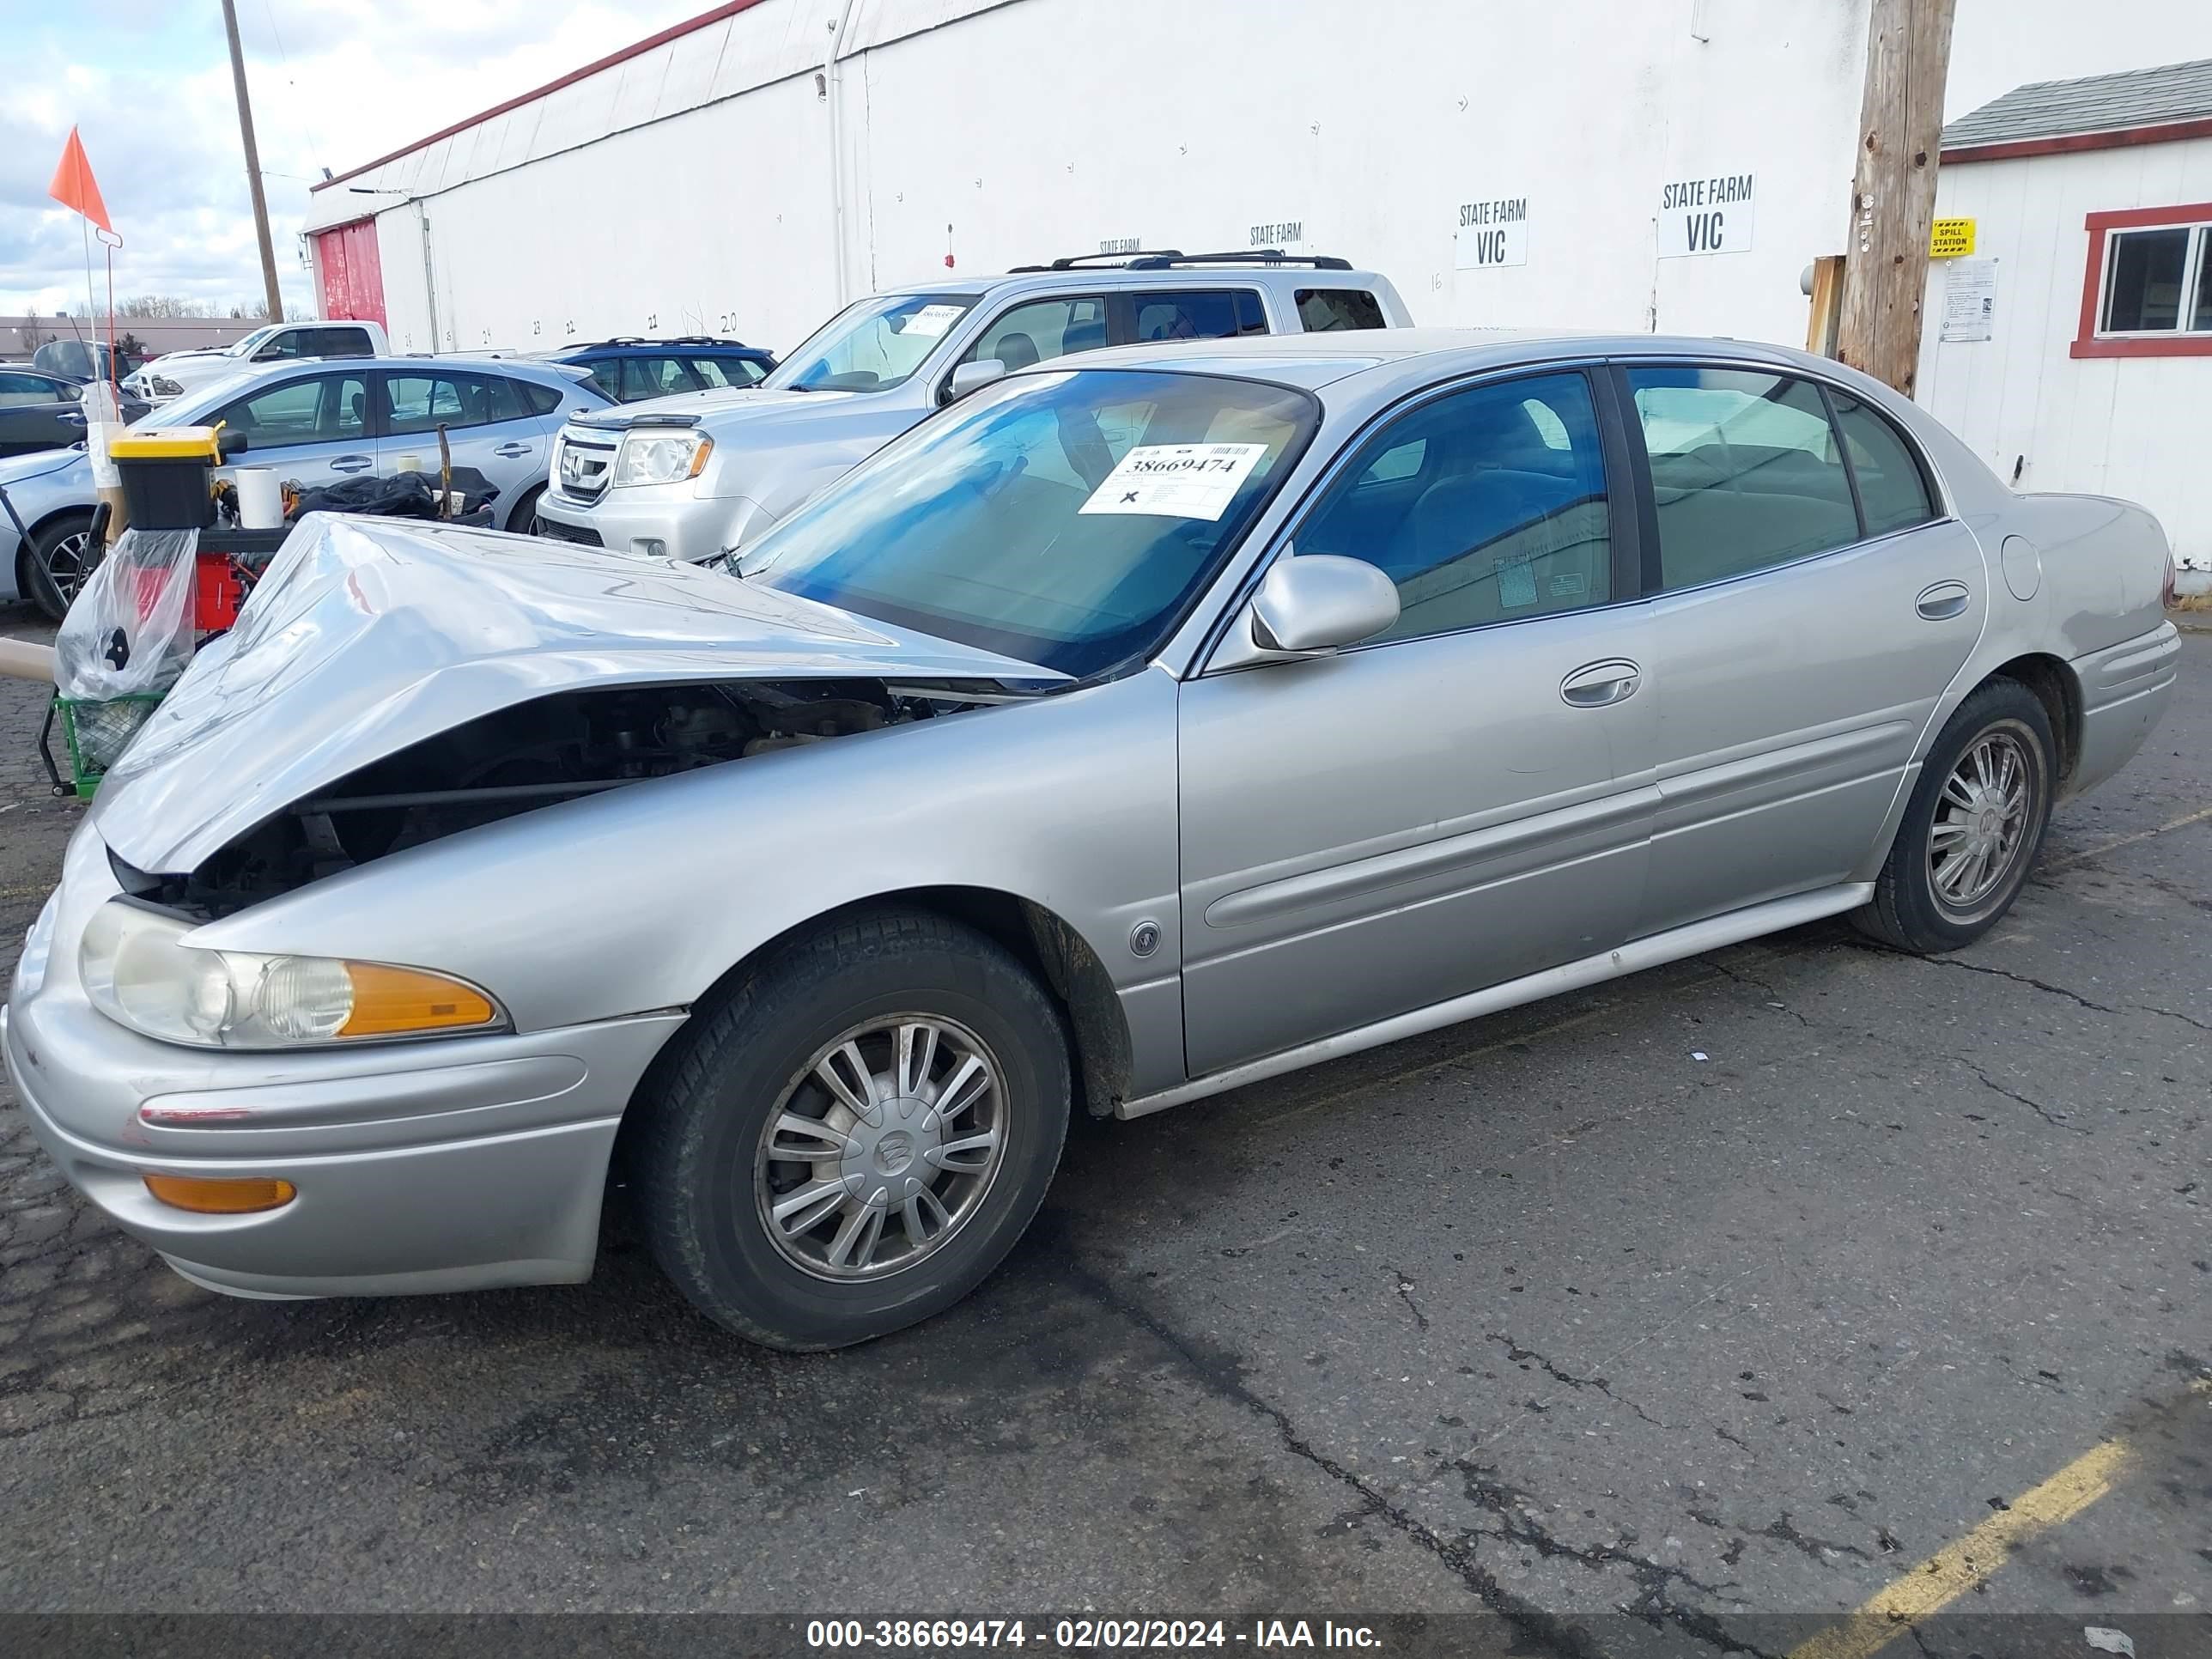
top-left (54, 526), bottom-right (199, 700)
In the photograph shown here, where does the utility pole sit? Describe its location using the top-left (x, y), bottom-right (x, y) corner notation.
top-left (1834, 0), bottom-right (1955, 396)
top-left (220, 0), bottom-right (285, 322)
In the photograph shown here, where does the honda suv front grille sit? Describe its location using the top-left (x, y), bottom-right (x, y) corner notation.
top-left (556, 430), bottom-right (617, 501)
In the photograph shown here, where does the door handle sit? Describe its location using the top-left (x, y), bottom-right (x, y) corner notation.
top-left (329, 455), bottom-right (374, 473)
top-left (56, 411), bottom-right (86, 426)
top-left (1916, 580), bottom-right (1971, 621)
top-left (1559, 658), bottom-right (1642, 708)
top-left (494, 442), bottom-right (532, 458)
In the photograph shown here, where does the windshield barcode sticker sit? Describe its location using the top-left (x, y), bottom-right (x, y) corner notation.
top-left (1079, 443), bottom-right (1267, 522)
top-left (901, 304), bottom-right (965, 338)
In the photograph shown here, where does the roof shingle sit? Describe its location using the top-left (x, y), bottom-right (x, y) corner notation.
top-left (1942, 58), bottom-right (2212, 150)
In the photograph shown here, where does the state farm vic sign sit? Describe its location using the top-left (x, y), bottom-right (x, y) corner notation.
top-left (1656, 170), bottom-right (1755, 257)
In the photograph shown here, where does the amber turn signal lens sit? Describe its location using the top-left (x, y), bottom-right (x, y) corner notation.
top-left (143, 1173), bottom-right (297, 1214)
top-left (337, 963), bottom-right (498, 1038)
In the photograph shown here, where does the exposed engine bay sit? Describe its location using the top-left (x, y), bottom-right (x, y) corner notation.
top-left (133, 678), bottom-right (1010, 918)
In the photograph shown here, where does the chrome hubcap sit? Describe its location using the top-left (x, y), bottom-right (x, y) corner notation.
top-left (754, 1015), bottom-right (1007, 1280)
top-left (1929, 730), bottom-right (2033, 914)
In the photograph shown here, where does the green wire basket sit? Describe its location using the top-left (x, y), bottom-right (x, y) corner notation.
top-left (45, 694), bottom-right (164, 799)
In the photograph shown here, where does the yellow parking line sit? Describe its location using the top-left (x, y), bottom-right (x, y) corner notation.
top-left (1787, 1438), bottom-right (2136, 1659)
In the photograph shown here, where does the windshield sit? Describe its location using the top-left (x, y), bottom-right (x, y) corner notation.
top-left (223, 326), bottom-right (279, 358)
top-left (739, 368), bottom-right (1317, 678)
top-left (763, 294), bottom-right (975, 393)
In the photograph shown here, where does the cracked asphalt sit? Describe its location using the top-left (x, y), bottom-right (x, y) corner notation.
top-left (0, 609), bottom-right (2206, 1658)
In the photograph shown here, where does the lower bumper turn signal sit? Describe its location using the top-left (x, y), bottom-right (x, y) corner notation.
top-left (143, 1174), bottom-right (297, 1214)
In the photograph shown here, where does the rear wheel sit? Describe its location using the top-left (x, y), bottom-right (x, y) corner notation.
top-left (25, 512), bottom-right (97, 623)
top-left (633, 908), bottom-right (1072, 1350)
top-left (1854, 678), bottom-right (2056, 952)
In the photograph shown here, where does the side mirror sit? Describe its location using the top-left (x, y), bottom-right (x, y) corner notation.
top-left (944, 358), bottom-right (1008, 404)
top-left (1215, 553), bottom-right (1400, 670)
top-left (217, 428), bottom-right (250, 458)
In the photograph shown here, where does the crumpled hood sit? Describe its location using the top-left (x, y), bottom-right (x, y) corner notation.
top-left (91, 514), bottom-right (1065, 873)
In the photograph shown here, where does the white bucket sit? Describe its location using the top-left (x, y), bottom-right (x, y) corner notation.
top-left (233, 467), bottom-right (284, 531)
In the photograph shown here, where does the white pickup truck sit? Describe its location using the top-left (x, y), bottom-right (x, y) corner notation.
top-left (125, 319), bottom-right (390, 405)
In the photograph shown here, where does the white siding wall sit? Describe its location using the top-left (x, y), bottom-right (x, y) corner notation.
top-left (316, 0), bottom-right (1875, 357)
top-left (1917, 137), bottom-right (2212, 572)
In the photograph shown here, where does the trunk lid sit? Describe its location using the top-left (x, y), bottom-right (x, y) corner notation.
top-left (91, 514), bottom-right (1064, 873)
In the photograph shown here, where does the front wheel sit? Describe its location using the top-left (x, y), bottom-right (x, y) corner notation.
top-left (1854, 678), bottom-right (2056, 952)
top-left (507, 483), bottom-right (546, 537)
top-left (632, 909), bottom-right (1072, 1350)
top-left (25, 512), bottom-right (97, 623)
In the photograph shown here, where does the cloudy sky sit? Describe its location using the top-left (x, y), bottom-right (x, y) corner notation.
top-left (2, 0), bottom-right (704, 317)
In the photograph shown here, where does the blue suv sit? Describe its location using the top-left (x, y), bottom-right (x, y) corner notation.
top-left (541, 337), bottom-right (775, 404)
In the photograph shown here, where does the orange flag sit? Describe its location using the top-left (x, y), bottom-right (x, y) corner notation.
top-left (47, 127), bottom-right (112, 235)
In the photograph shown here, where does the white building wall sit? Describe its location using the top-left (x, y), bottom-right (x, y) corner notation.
top-left (1917, 137), bottom-right (2212, 572)
top-left (312, 0), bottom-right (1880, 358)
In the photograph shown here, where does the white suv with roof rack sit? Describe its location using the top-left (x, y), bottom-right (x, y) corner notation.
top-left (534, 251), bottom-right (1411, 563)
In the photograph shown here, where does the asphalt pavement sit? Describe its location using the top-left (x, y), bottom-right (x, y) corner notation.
top-left (0, 611), bottom-right (2204, 1659)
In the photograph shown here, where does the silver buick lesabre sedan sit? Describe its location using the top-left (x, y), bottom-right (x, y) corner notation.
top-left (5, 330), bottom-right (2179, 1350)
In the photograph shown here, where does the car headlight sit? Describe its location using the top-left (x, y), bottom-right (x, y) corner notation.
top-left (79, 900), bottom-right (507, 1049)
top-left (611, 430), bottom-right (712, 487)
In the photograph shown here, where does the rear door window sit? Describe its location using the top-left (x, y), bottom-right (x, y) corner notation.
top-left (619, 356), bottom-right (698, 400)
top-left (0, 373), bottom-right (59, 407)
top-left (1295, 289), bottom-right (1387, 331)
top-left (307, 326), bottom-right (374, 357)
top-left (1129, 289), bottom-right (1269, 343)
top-left (1626, 367), bottom-right (1862, 591)
top-left (382, 371), bottom-right (504, 434)
top-left (586, 360), bottom-right (623, 400)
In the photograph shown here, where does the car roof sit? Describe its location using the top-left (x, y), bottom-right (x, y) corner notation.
top-left (166, 355), bottom-right (601, 416)
top-left (556, 340), bottom-right (772, 358)
top-left (1051, 327), bottom-right (1837, 392)
top-left (261, 352), bottom-right (591, 378)
top-left (879, 263), bottom-right (1390, 300)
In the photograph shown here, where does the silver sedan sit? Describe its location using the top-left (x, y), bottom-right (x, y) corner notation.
top-left (5, 330), bottom-right (2179, 1349)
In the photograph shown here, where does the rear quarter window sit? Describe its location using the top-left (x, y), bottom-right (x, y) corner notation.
top-left (1295, 289), bottom-right (1387, 332)
top-left (1832, 393), bottom-right (1936, 536)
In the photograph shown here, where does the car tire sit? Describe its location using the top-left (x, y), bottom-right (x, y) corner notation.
top-left (507, 483), bottom-right (546, 537)
top-left (632, 908), bottom-right (1072, 1350)
top-left (25, 511), bottom-right (97, 623)
top-left (1852, 678), bottom-right (2056, 954)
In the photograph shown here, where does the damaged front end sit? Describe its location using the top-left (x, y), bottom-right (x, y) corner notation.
top-left (91, 515), bottom-right (1065, 915)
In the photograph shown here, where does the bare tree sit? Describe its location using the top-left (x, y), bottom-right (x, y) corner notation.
top-left (117, 295), bottom-right (210, 319)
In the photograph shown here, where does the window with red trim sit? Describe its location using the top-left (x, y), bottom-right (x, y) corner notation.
top-left (2073, 203), bottom-right (2212, 359)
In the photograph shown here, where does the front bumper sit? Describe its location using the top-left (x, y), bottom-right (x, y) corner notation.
top-left (3, 893), bottom-right (685, 1299)
top-left (536, 482), bottom-right (732, 563)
